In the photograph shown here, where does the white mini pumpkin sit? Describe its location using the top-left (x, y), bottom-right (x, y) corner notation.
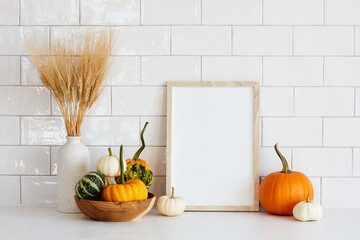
top-left (157, 187), bottom-right (186, 216)
top-left (293, 193), bottom-right (323, 222)
top-left (96, 148), bottom-right (126, 177)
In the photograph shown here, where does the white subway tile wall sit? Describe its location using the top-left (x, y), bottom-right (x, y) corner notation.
top-left (0, 0), bottom-right (359, 207)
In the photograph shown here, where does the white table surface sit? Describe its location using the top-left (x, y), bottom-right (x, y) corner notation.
top-left (0, 206), bottom-right (356, 240)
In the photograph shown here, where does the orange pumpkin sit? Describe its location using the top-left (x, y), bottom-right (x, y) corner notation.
top-left (259, 143), bottom-right (314, 215)
top-left (101, 145), bottom-right (148, 202)
top-left (101, 179), bottom-right (147, 202)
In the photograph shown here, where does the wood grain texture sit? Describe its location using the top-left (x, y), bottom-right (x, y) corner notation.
top-left (166, 81), bottom-right (260, 212)
top-left (74, 193), bottom-right (156, 222)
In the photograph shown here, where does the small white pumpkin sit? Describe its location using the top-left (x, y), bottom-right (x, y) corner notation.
top-left (96, 147), bottom-right (126, 177)
top-left (157, 187), bottom-right (186, 216)
top-left (293, 193), bottom-right (323, 222)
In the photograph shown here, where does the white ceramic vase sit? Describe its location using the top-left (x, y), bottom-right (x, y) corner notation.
top-left (57, 136), bottom-right (90, 213)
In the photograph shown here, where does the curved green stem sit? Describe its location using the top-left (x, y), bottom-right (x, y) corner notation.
top-left (132, 122), bottom-right (149, 161)
top-left (119, 145), bottom-right (125, 185)
top-left (306, 193), bottom-right (310, 203)
top-left (108, 147), bottom-right (112, 156)
top-left (274, 143), bottom-right (291, 173)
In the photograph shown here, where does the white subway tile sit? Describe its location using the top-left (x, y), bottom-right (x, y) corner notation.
top-left (110, 57), bottom-right (140, 86)
top-left (21, 0), bottom-right (79, 25)
top-left (263, 118), bottom-right (322, 147)
top-left (0, 27), bottom-right (49, 55)
top-left (202, 0), bottom-right (261, 25)
top-left (263, 57), bottom-right (323, 86)
top-left (149, 177), bottom-right (165, 197)
top-left (21, 57), bottom-right (42, 85)
top-left (80, 117), bottom-right (139, 146)
top-left (264, 0), bottom-right (323, 25)
top-left (325, 0), bottom-right (360, 25)
top-left (112, 87), bottom-right (166, 115)
top-left (0, 146), bottom-right (50, 175)
top-left (0, 87), bottom-right (50, 115)
top-left (112, 27), bottom-right (170, 55)
top-left (51, 146), bottom-right (165, 176)
top-left (0, 0), bottom-right (19, 25)
top-left (324, 118), bottom-right (360, 146)
top-left (322, 178), bottom-right (360, 208)
top-left (142, 0), bottom-right (200, 25)
top-left (21, 117), bottom-right (66, 145)
top-left (0, 176), bottom-right (20, 204)
top-left (0, 56), bottom-right (20, 85)
top-left (52, 88), bottom-right (111, 116)
top-left (172, 26), bottom-right (231, 55)
top-left (142, 56), bottom-right (201, 85)
top-left (202, 57), bottom-right (262, 82)
top-left (141, 117), bottom-right (166, 146)
top-left (51, 27), bottom-right (110, 53)
top-left (324, 57), bottom-right (360, 86)
top-left (138, 147), bottom-right (166, 175)
top-left (309, 177), bottom-right (321, 203)
top-left (294, 87), bottom-right (354, 116)
top-left (355, 27), bottom-right (360, 56)
top-left (81, 0), bottom-right (139, 25)
top-left (294, 27), bottom-right (353, 56)
top-left (21, 176), bottom-right (57, 205)
top-left (353, 148), bottom-right (360, 176)
top-left (233, 26), bottom-right (292, 55)
top-left (259, 146), bottom-right (291, 176)
top-left (293, 148), bottom-right (352, 177)
top-left (260, 87), bottom-right (293, 116)
top-left (0, 117), bottom-right (19, 145)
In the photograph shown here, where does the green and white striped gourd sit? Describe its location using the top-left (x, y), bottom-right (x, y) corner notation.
top-left (75, 171), bottom-right (106, 200)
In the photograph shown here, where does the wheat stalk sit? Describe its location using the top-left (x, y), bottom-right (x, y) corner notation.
top-left (27, 30), bottom-right (113, 136)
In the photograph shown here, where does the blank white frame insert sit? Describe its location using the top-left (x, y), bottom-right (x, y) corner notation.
top-left (167, 81), bottom-right (259, 211)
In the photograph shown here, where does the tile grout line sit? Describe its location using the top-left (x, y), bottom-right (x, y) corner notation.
top-left (322, 56), bottom-right (325, 86)
top-left (322, 117), bottom-right (324, 147)
top-left (79, 0), bottom-right (81, 25)
top-left (352, 148), bottom-right (354, 176)
top-left (200, 56), bottom-right (203, 82)
top-left (140, 0), bottom-right (142, 25)
top-left (18, 0), bottom-right (21, 25)
top-left (231, 26), bottom-right (233, 56)
top-left (354, 87), bottom-right (356, 117)
top-left (292, 26), bottom-right (294, 56)
top-left (200, 0), bottom-right (202, 25)
top-left (261, 0), bottom-right (264, 25)
top-left (19, 176), bottom-right (22, 204)
top-left (322, 0), bottom-right (325, 25)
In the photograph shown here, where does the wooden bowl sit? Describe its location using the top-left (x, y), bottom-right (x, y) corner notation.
top-left (74, 193), bottom-right (156, 222)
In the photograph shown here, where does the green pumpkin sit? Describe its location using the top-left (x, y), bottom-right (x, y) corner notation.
top-left (115, 164), bottom-right (153, 189)
top-left (75, 171), bottom-right (105, 200)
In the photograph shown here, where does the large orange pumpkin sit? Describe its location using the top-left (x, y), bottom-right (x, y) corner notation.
top-left (259, 143), bottom-right (314, 215)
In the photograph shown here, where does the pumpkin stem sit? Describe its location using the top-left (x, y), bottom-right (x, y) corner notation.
top-left (274, 143), bottom-right (291, 173)
top-left (108, 147), bottom-right (112, 156)
top-left (132, 122), bottom-right (149, 161)
top-left (306, 193), bottom-right (310, 203)
top-left (171, 187), bottom-right (175, 198)
top-left (119, 145), bottom-right (125, 185)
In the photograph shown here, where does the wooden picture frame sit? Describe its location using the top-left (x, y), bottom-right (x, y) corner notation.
top-left (166, 81), bottom-right (259, 211)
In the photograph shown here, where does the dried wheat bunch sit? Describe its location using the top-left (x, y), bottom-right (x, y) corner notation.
top-left (27, 30), bottom-right (113, 136)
